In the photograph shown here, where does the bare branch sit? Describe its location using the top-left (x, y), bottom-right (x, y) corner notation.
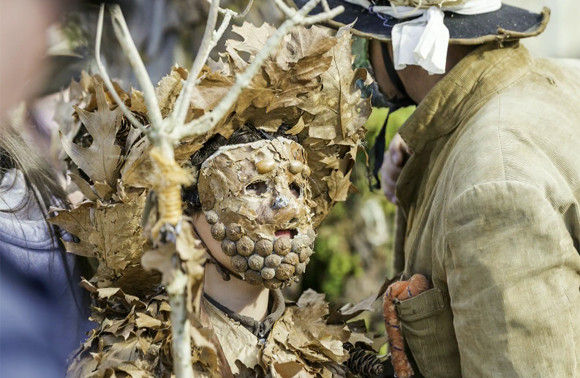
top-left (303, 5), bottom-right (344, 23)
top-left (175, 0), bottom-right (344, 140)
top-left (236, 0), bottom-right (255, 18)
top-left (273, 0), bottom-right (296, 18)
top-left (171, 0), bottom-right (224, 132)
top-left (109, 5), bottom-right (163, 130)
top-left (94, 5), bottom-right (147, 133)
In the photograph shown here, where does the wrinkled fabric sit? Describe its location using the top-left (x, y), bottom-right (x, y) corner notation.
top-left (394, 43), bottom-right (580, 377)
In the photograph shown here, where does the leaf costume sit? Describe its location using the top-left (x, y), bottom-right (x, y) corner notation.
top-left (52, 23), bottom-right (376, 377)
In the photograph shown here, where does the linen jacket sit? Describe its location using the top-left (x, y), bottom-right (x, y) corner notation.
top-left (393, 42), bottom-right (580, 377)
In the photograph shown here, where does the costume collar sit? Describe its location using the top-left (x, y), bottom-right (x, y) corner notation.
top-left (203, 289), bottom-right (285, 342)
top-left (398, 42), bottom-right (531, 154)
top-left (395, 42), bottom-right (532, 215)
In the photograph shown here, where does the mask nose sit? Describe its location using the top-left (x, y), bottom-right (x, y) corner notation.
top-left (272, 195), bottom-right (289, 210)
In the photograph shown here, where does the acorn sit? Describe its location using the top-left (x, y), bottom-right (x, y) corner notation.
top-left (291, 238), bottom-right (305, 253)
top-left (255, 239), bottom-right (273, 257)
top-left (261, 267), bottom-right (276, 280)
top-left (236, 236), bottom-right (254, 257)
top-left (221, 240), bottom-right (237, 256)
top-left (283, 252), bottom-right (299, 266)
top-left (265, 254), bottom-right (282, 268)
top-left (248, 254), bottom-right (265, 271)
top-left (231, 255), bottom-right (248, 273)
top-left (226, 223), bottom-right (243, 241)
top-left (275, 263), bottom-right (295, 280)
top-left (210, 223), bottom-right (226, 241)
top-left (299, 247), bottom-right (313, 263)
top-left (295, 262), bottom-right (306, 275)
top-left (289, 160), bottom-right (304, 174)
top-left (245, 270), bottom-right (263, 285)
top-left (273, 237), bottom-right (291, 255)
top-left (205, 211), bottom-right (219, 225)
top-left (256, 159), bottom-right (276, 174)
top-left (263, 278), bottom-right (282, 290)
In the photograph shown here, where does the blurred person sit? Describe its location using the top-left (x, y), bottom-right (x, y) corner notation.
top-left (0, 1), bottom-right (93, 377)
top-left (297, 0), bottom-right (580, 376)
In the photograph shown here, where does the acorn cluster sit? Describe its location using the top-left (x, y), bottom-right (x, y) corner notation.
top-left (205, 210), bottom-right (313, 289)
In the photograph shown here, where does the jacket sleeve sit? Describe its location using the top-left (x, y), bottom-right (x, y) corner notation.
top-left (444, 180), bottom-right (580, 377)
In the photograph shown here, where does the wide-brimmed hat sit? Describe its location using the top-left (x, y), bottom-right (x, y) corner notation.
top-left (294, 1), bottom-right (549, 76)
top-left (293, 0), bottom-right (549, 44)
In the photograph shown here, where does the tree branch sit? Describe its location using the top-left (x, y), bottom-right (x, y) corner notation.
top-left (95, 4), bottom-right (147, 134)
top-left (171, 0), bottom-right (221, 131)
top-left (109, 5), bottom-right (164, 130)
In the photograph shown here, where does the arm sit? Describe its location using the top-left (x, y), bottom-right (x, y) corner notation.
top-left (445, 181), bottom-right (580, 377)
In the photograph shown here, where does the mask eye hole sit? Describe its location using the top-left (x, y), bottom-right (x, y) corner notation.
top-left (246, 181), bottom-right (268, 195)
top-left (289, 182), bottom-right (301, 198)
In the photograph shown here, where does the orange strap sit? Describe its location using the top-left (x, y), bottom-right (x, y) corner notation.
top-left (383, 274), bottom-right (430, 378)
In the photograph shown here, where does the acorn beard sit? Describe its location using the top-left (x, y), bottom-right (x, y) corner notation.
top-left (203, 212), bottom-right (315, 289)
top-left (197, 138), bottom-right (317, 289)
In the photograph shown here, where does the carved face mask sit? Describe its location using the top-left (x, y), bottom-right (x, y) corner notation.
top-left (197, 137), bottom-right (316, 289)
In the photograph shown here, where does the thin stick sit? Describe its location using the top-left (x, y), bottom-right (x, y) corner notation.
top-left (109, 5), bottom-right (164, 130)
top-left (171, 0), bottom-right (223, 131)
top-left (235, 0), bottom-right (255, 18)
top-left (95, 5), bottom-right (147, 133)
top-left (273, 0), bottom-right (296, 18)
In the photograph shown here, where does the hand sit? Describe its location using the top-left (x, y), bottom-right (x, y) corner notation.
top-left (380, 133), bottom-right (410, 204)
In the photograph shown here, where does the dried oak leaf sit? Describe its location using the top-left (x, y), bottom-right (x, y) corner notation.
top-left (50, 192), bottom-right (150, 289)
top-left (226, 22), bottom-right (280, 70)
top-left (60, 83), bottom-right (123, 187)
top-left (263, 290), bottom-right (350, 378)
top-left (302, 28), bottom-right (370, 142)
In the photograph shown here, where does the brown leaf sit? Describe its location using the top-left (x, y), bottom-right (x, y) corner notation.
top-left (135, 312), bottom-right (163, 329)
top-left (61, 84), bottom-right (122, 186)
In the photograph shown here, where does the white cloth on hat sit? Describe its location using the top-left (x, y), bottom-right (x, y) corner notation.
top-left (344, 0), bottom-right (502, 74)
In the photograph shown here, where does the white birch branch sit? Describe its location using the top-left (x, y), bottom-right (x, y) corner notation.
top-left (171, 0), bottom-right (221, 130)
top-left (273, 0), bottom-right (297, 18)
top-left (109, 5), bottom-right (164, 130)
top-left (95, 5), bottom-right (147, 133)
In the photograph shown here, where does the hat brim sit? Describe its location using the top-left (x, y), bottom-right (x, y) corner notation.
top-left (292, 0), bottom-right (550, 44)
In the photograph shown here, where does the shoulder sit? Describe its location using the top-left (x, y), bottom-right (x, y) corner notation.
top-left (442, 77), bottom-right (580, 207)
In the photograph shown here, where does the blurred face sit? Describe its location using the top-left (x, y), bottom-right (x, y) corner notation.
top-left (195, 137), bottom-right (317, 289)
top-left (0, 0), bottom-right (62, 118)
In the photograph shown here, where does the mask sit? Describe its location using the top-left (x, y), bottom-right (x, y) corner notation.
top-left (197, 137), bottom-right (316, 289)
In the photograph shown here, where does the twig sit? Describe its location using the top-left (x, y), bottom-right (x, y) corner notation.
top-left (171, 0), bottom-right (223, 131)
top-left (109, 5), bottom-right (164, 130)
top-left (175, 0), bottom-right (344, 140)
top-left (273, 0), bottom-right (297, 18)
top-left (236, 0), bottom-right (255, 18)
top-left (95, 5), bottom-right (147, 133)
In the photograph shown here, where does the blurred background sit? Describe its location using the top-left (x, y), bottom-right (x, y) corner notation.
top-left (3, 0), bottom-right (579, 339)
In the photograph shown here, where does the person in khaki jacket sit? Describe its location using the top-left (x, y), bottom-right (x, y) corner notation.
top-left (295, 0), bottom-right (580, 376)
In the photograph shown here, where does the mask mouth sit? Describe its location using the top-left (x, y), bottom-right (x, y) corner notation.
top-left (275, 229), bottom-right (298, 239)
